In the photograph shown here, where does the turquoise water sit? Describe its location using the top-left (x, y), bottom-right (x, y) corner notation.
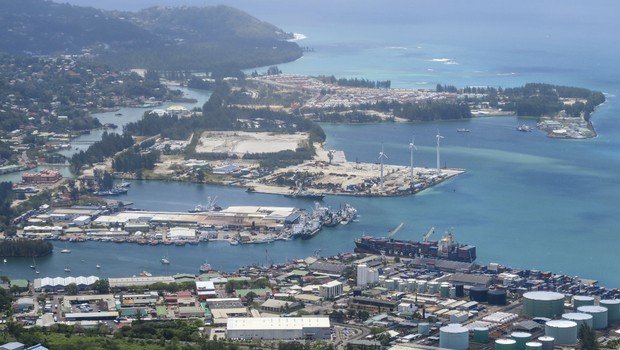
top-left (4, 1), bottom-right (620, 285)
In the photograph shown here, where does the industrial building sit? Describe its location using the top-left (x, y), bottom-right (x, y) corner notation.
top-left (92, 206), bottom-right (300, 231)
top-left (226, 317), bottom-right (331, 340)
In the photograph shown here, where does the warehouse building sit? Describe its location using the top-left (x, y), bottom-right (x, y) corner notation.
top-left (226, 317), bottom-right (331, 340)
top-left (34, 276), bottom-right (99, 292)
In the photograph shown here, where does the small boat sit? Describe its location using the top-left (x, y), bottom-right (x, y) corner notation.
top-left (115, 113), bottom-right (123, 116)
top-left (161, 258), bottom-right (170, 265)
top-left (60, 249), bottom-right (71, 253)
top-left (199, 263), bottom-right (212, 273)
top-left (96, 264), bottom-right (101, 269)
top-left (139, 271), bottom-right (152, 277)
top-left (229, 240), bottom-right (239, 246)
top-left (64, 267), bottom-right (71, 273)
top-left (2, 259), bottom-right (6, 263)
top-left (35, 270), bottom-right (40, 274)
top-left (517, 124), bottom-right (532, 132)
top-left (457, 128), bottom-right (471, 133)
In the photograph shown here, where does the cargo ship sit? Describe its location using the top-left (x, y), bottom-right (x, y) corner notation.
top-left (354, 230), bottom-right (476, 262)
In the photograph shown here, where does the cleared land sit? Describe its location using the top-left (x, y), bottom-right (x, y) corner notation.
top-left (195, 131), bottom-right (309, 155)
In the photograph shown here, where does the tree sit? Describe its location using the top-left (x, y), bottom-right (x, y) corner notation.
top-left (578, 324), bottom-right (597, 350)
top-left (65, 283), bottom-right (78, 295)
top-left (245, 291), bottom-right (257, 305)
top-left (92, 279), bottom-right (110, 294)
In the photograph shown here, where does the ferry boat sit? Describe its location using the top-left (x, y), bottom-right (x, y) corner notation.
top-left (354, 229), bottom-right (477, 262)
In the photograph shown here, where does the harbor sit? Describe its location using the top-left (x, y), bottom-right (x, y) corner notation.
top-left (14, 201), bottom-right (358, 246)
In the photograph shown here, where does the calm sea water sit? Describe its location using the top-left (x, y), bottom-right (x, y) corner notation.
top-left (4, 1), bottom-right (620, 286)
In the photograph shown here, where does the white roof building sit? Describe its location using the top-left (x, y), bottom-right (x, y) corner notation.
top-left (226, 317), bottom-right (331, 340)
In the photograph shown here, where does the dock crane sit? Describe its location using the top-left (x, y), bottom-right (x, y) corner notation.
top-left (388, 222), bottom-right (405, 239)
top-left (422, 227), bottom-right (435, 242)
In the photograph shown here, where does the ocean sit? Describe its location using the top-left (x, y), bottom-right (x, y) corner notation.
top-left (3, 0), bottom-right (620, 286)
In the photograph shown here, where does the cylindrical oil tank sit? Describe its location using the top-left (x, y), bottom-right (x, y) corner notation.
top-left (573, 295), bottom-right (595, 310)
top-left (418, 322), bottom-right (430, 335)
top-left (407, 279), bottom-right (417, 292)
top-left (525, 342), bottom-right (543, 350)
top-left (439, 324), bottom-right (469, 350)
top-left (599, 299), bottom-right (620, 322)
top-left (473, 327), bottom-right (489, 343)
top-left (495, 338), bottom-right (517, 350)
top-left (523, 291), bottom-right (565, 318)
top-left (440, 283), bottom-right (451, 298)
top-left (562, 312), bottom-right (593, 329)
top-left (537, 336), bottom-right (555, 350)
top-left (511, 332), bottom-right (531, 350)
top-left (470, 286), bottom-right (489, 302)
top-left (428, 281), bottom-right (439, 294)
top-left (577, 305), bottom-right (608, 329)
top-left (417, 280), bottom-right (427, 293)
top-left (488, 289), bottom-right (508, 305)
top-left (455, 283), bottom-right (464, 297)
top-left (545, 320), bottom-right (578, 345)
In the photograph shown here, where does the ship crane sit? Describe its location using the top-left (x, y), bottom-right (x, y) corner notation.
top-left (388, 222), bottom-right (404, 239)
top-left (422, 227), bottom-right (435, 242)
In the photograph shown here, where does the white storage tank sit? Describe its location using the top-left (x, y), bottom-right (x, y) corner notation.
top-left (600, 299), bottom-right (620, 323)
top-left (523, 291), bottom-right (565, 318)
top-left (511, 332), bottom-right (531, 350)
top-left (418, 322), bottom-right (430, 335)
top-left (440, 283), bottom-right (451, 298)
top-left (562, 312), bottom-right (593, 329)
top-left (398, 281), bottom-right (408, 292)
top-left (577, 305), bottom-right (608, 329)
top-left (417, 280), bottom-right (427, 293)
top-left (439, 323), bottom-right (469, 350)
top-left (495, 338), bottom-right (517, 350)
top-left (428, 281), bottom-right (440, 294)
top-left (545, 320), bottom-right (578, 345)
top-left (525, 341), bottom-right (543, 350)
top-left (537, 336), bottom-right (555, 350)
top-left (573, 295), bottom-right (595, 310)
top-left (407, 279), bottom-right (417, 292)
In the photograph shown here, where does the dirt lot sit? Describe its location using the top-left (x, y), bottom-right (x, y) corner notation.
top-left (195, 131), bottom-right (309, 155)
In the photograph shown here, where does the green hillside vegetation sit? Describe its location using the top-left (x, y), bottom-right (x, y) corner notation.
top-left (0, 0), bottom-right (302, 71)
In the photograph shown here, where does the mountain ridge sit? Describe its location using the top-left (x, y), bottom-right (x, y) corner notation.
top-left (0, 0), bottom-right (302, 70)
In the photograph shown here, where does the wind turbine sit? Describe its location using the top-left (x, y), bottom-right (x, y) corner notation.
top-left (378, 143), bottom-right (389, 193)
top-left (408, 136), bottom-right (417, 183)
top-left (436, 131), bottom-right (444, 174)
